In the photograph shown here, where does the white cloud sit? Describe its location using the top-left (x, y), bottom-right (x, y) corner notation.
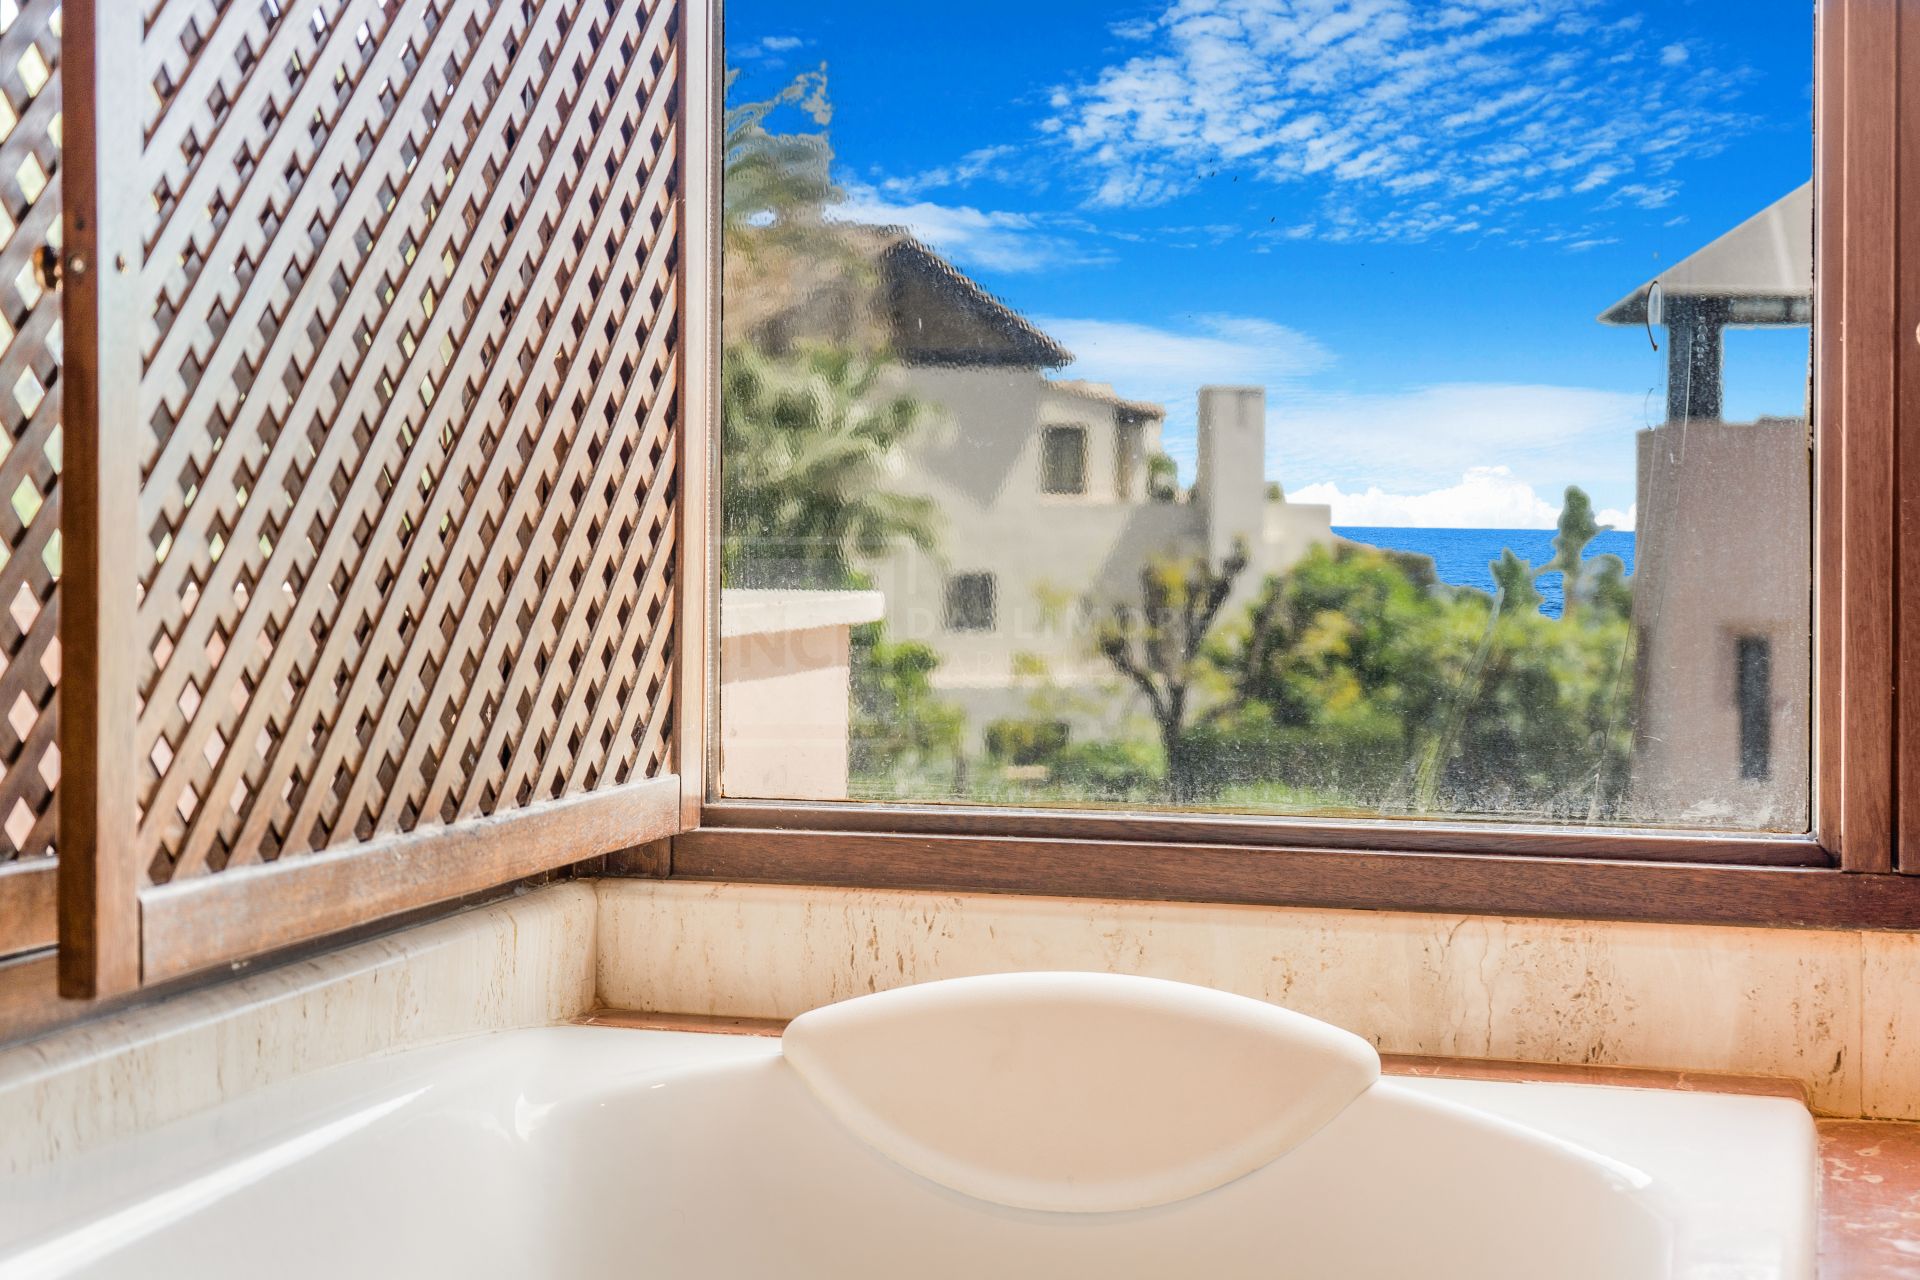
top-left (1039, 313), bottom-right (1331, 385)
top-left (1045, 0), bottom-right (1755, 241)
top-left (1596, 503), bottom-right (1636, 530)
top-left (1604, 182), bottom-right (1680, 210)
top-left (1292, 467), bottom-right (1561, 528)
top-left (1291, 472), bottom-right (1636, 530)
top-left (732, 34), bottom-right (804, 61)
top-left (1659, 42), bottom-right (1690, 66)
top-left (879, 146), bottom-right (1023, 199)
top-left (1111, 17), bottom-right (1159, 40)
top-left (831, 183), bottom-right (1107, 274)
top-left (1268, 382), bottom-right (1649, 514)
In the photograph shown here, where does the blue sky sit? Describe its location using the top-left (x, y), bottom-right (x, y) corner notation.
top-left (728, 0), bottom-right (1815, 527)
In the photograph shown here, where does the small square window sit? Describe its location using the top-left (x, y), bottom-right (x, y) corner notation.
top-left (946, 573), bottom-right (996, 632)
top-left (1041, 426), bottom-right (1087, 495)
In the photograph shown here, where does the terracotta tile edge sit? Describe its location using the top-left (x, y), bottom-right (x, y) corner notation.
top-left (1816, 1119), bottom-right (1920, 1279)
top-left (1379, 1052), bottom-right (1812, 1105)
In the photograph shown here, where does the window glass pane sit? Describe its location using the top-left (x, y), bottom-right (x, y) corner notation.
top-left (717, 0), bottom-right (1815, 831)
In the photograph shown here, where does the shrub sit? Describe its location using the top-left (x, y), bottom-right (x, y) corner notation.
top-left (983, 718), bottom-right (1071, 767)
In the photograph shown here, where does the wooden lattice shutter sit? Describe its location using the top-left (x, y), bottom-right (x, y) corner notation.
top-left (58, 0), bottom-right (713, 995)
top-left (0, 0), bottom-right (64, 970)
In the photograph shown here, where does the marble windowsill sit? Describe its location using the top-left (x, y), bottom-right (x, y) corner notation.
top-left (596, 880), bottom-right (1920, 1121)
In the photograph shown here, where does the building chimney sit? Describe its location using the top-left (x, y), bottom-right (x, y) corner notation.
top-left (1194, 386), bottom-right (1266, 566)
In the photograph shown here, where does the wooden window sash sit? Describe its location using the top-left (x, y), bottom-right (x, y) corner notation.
top-left (1821, 0), bottom-right (1899, 871)
top-left (674, 0), bottom-right (1920, 919)
top-left (678, 0), bottom-right (722, 833)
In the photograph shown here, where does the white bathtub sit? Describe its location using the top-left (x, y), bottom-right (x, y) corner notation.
top-left (0, 975), bottom-right (1818, 1279)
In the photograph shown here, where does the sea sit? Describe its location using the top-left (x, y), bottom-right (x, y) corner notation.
top-left (1333, 527), bottom-right (1638, 621)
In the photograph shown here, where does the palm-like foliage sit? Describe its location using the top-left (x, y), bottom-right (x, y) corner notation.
top-left (724, 69), bottom-right (836, 240)
top-left (1490, 548), bottom-right (1544, 616)
top-left (722, 343), bottom-right (942, 588)
top-left (722, 70), bottom-right (881, 351)
top-left (1538, 486), bottom-right (1605, 619)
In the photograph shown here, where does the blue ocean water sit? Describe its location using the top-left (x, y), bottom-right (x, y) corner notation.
top-left (1334, 527), bottom-right (1637, 620)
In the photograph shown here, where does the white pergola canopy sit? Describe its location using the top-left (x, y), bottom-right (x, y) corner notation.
top-left (1599, 183), bottom-right (1812, 328)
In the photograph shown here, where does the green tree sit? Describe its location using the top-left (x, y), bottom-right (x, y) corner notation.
top-left (721, 70), bottom-right (888, 357)
top-left (1212, 544), bottom-right (1473, 803)
top-left (721, 71), bottom-right (965, 792)
top-left (1431, 605), bottom-right (1634, 819)
top-left (1093, 541), bottom-right (1250, 803)
top-left (1146, 453), bottom-right (1180, 502)
top-left (1490, 549), bottom-right (1544, 616)
top-left (1538, 486), bottom-right (1609, 620)
top-left (721, 343), bottom-right (942, 588)
top-left (719, 72), bottom-right (942, 588)
top-left (1587, 552), bottom-right (1633, 623)
top-left (1426, 486), bottom-right (1636, 815)
top-left (1208, 527), bottom-right (1635, 821)
top-left (849, 625), bottom-right (966, 796)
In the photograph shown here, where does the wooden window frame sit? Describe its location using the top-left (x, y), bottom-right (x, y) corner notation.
top-left (674, 0), bottom-right (1920, 933)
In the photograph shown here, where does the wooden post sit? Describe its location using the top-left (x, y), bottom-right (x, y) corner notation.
top-left (58, 0), bottom-right (144, 995)
top-left (675, 0), bottom-right (722, 827)
top-left (1894, 0), bottom-right (1920, 871)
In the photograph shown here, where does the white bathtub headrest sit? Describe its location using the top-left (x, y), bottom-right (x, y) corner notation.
top-left (781, 972), bottom-right (1380, 1214)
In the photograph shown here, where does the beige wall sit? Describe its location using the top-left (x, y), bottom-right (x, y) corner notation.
top-left (721, 627), bottom-right (853, 801)
top-left (872, 366), bottom-right (1332, 744)
top-left (597, 878), bottom-right (1920, 1120)
top-left (1629, 418), bottom-right (1811, 829)
top-left (718, 591), bottom-right (882, 801)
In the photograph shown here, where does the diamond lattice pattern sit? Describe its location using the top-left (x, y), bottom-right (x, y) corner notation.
top-left (129, 0), bottom-right (683, 884)
top-left (0, 0), bottom-right (64, 867)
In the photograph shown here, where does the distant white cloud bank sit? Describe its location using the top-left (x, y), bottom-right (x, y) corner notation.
top-left (1268, 381), bottom-right (1648, 511)
top-left (1291, 468), bottom-right (1636, 530)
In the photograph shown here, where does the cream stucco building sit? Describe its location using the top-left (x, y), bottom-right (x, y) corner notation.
top-left (857, 235), bottom-right (1335, 741)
